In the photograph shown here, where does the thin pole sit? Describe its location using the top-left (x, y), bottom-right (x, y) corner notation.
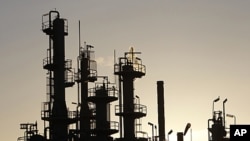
top-left (78, 20), bottom-right (81, 55)
top-left (118, 58), bottom-right (123, 137)
top-left (76, 20), bottom-right (81, 131)
top-left (114, 50), bottom-right (117, 85)
top-left (190, 128), bottom-right (192, 141)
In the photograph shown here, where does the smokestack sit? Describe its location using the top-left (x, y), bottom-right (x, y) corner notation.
top-left (157, 81), bottom-right (165, 141)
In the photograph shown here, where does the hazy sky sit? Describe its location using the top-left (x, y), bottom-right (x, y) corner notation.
top-left (1, 1), bottom-right (250, 141)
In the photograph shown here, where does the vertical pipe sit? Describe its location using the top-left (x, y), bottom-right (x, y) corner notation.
top-left (177, 132), bottom-right (183, 141)
top-left (48, 20), bottom-right (53, 140)
top-left (80, 55), bottom-right (90, 141)
top-left (118, 59), bottom-right (123, 138)
top-left (76, 21), bottom-right (81, 132)
top-left (157, 81), bottom-right (165, 141)
top-left (152, 125), bottom-right (154, 141)
top-left (223, 99), bottom-right (227, 128)
top-left (122, 65), bottom-right (135, 140)
top-left (148, 122), bottom-right (154, 141)
top-left (95, 86), bottom-right (109, 141)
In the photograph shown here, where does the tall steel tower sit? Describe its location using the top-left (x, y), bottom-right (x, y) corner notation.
top-left (114, 47), bottom-right (148, 141)
top-left (75, 43), bottom-right (97, 141)
top-left (41, 10), bottom-right (76, 141)
top-left (87, 76), bottom-right (119, 141)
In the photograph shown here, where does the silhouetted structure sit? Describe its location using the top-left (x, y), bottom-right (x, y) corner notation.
top-left (76, 43), bottom-right (97, 141)
top-left (18, 10), bottom-right (150, 141)
top-left (114, 47), bottom-right (148, 141)
top-left (41, 11), bottom-right (76, 141)
top-left (18, 122), bottom-right (39, 141)
top-left (17, 10), bottom-right (241, 141)
top-left (18, 10), bottom-right (240, 141)
top-left (208, 111), bottom-right (228, 141)
top-left (177, 132), bottom-right (183, 141)
top-left (208, 97), bottom-right (230, 141)
top-left (175, 123), bottom-right (191, 141)
top-left (157, 81), bottom-right (166, 141)
top-left (88, 77), bottom-right (119, 141)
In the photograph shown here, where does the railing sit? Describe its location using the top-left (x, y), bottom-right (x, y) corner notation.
top-left (89, 60), bottom-right (97, 70)
top-left (110, 121), bottom-right (119, 131)
top-left (80, 49), bottom-right (95, 60)
top-left (65, 70), bottom-right (74, 84)
top-left (43, 57), bottom-right (53, 68)
top-left (136, 131), bottom-right (148, 139)
top-left (42, 20), bottom-right (51, 31)
top-left (134, 104), bottom-right (147, 114)
top-left (63, 19), bottom-right (68, 34)
top-left (42, 17), bottom-right (68, 34)
top-left (89, 69), bottom-right (97, 81)
top-left (46, 77), bottom-right (54, 102)
top-left (74, 71), bottom-right (80, 82)
top-left (114, 61), bottom-right (146, 74)
top-left (68, 111), bottom-right (78, 119)
top-left (90, 121), bottom-right (119, 131)
top-left (41, 102), bottom-right (51, 119)
top-left (88, 86), bottom-right (118, 99)
top-left (41, 102), bottom-right (78, 120)
top-left (133, 63), bottom-right (146, 74)
top-left (65, 59), bottom-right (72, 69)
top-left (115, 104), bottom-right (147, 115)
top-left (43, 58), bottom-right (73, 69)
top-left (74, 70), bottom-right (97, 82)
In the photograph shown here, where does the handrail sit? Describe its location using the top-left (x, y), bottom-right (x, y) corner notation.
top-left (115, 104), bottom-right (147, 115)
top-left (90, 121), bottom-right (119, 130)
top-left (43, 57), bottom-right (53, 67)
top-left (65, 59), bottom-right (72, 69)
top-left (136, 131), bottom-right (148, 138)
top-left (65, 70), bottom-right (74, 84)
top-left (42, 19), bottom-right (68, 34)
top-left (114, 61), bottom-right (146, 74)
top-left (88, 86), bottom-right (118, 98)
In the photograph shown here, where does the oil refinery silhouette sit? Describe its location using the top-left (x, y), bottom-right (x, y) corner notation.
top-left (18, 10), bottom-right (230, 141)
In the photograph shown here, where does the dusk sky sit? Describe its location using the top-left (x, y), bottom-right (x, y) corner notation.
top-left (1, 1), bottom-right (250, 141)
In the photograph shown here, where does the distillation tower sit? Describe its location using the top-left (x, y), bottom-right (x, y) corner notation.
top-left (74, 43), bottom-right (97, 141)
top-left (114, 47), bottom-right (148, 141)
top-left (74, 43), bottom-right (119, 141)
top-left (41, 11), bottom-right (76, 141)
top-left (87, 76), bottom-right (119, 141)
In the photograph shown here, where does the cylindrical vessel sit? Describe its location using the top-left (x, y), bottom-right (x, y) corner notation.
top-left (157, 81), bottom-right (165, 141)
top-left (177, 132), bottom-right (184, 141)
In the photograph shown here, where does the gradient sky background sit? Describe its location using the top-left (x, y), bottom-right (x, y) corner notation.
top-left (1, 1), bottom-right (250, 141)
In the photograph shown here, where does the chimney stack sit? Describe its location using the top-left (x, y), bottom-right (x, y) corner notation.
top-left (157, 81), bottom-right (166, 141)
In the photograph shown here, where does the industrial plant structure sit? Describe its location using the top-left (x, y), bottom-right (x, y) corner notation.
top-left (18, 10), bottom-right (231, 141)
top-left (17, 10), bottom-right (151, 141)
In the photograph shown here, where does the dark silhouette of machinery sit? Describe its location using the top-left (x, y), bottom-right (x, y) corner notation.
top-left (176, 123), bottom-right (191, 141)
top-left (74, 42), bottom-right (97, 141)
top-left (17, 10), bottom-right (149, 141)
top-left (41, 10), bottom-right (76, 141)
top-left (157, 81), bottom-right (166, 141)
top-left (208, 97), bottom-right (230, 141)
top-left (18, 122), bottom-right (40, 141)
top-left (18, 10), bottom-right (236, 141)
top-left (114, 47), bottom-right (148, 141)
